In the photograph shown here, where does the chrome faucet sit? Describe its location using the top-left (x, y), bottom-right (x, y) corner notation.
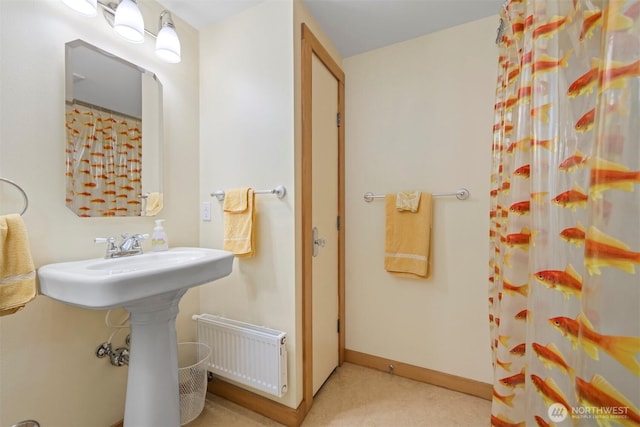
top-left (95, 234), bottom-right (149, 258)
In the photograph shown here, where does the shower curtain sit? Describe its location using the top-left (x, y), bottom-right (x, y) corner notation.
top-left (489, 1), bottom-right (640, 426)
top-left (65, 104), bottom-right (143, 217)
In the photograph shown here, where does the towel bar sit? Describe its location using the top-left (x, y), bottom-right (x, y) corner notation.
top-left (364, 188), bottom-right (469, 202)
top-left (211, 185), bottom-right (287, 202)
top-left (0, 177), bottom-right (29, 215)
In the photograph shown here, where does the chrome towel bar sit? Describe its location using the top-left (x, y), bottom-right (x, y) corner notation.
top-left (0, 177), bottom-right (29, 215)
top-left (364, 188), bottom-right (469, 202)
top-left (211, 185), bottom-right (287, 202)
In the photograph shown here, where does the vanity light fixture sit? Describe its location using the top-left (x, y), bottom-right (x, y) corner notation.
top-left (62, 0), bottom-right (181, 63)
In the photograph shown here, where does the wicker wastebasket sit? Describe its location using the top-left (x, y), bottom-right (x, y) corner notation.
top-left (178, 342), bottom-right (211, 425)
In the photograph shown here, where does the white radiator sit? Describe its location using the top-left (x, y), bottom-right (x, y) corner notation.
top-left (192, 314), bottom-right (288, 397)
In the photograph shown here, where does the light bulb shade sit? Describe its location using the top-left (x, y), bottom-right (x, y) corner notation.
top-left (156, 11), bottom-right (181, 63)
top-left (62, 0), bottom-right (97, 16)
top-left (156, 25), bottom-right (181, 63)
top-left (114, 0), bottom-right (145, 43)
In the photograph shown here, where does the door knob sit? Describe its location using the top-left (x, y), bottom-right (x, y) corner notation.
top-left (312, 227), bottom-right (326, 257)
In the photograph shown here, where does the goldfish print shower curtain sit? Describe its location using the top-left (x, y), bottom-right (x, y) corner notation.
top-left (65, 104), bottom-right (142, 217)
top-left (489, 0), bottom-right (640, 426)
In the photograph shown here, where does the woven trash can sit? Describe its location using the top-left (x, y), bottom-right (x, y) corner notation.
top-left (178, 342), bottom-right (211, 425)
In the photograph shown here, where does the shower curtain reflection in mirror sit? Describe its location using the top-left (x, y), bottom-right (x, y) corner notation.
top-left (65, 104), bottom-right (143, 217)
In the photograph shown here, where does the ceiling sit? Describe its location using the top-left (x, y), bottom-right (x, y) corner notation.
top-left (158, 0), bottom-right (503, 58)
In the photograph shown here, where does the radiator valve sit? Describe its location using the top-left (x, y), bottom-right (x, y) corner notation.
top-left (110, 347), bottom-right (130, 367)
top-left (96, 342), bottom-right (112, 358)
top-left (96, 341), bottom-right (129, 366)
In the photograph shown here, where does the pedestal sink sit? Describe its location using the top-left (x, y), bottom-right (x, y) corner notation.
top-left (38, 247), bottom-right (234, 427)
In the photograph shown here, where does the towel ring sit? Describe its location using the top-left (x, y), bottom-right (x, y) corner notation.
top-left (0, 177), bottom-right (28, 215)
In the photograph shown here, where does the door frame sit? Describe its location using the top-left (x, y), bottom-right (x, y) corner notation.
top-left (301, 23), bottom-right (345, 411)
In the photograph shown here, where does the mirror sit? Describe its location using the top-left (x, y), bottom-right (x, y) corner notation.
top-left (64, 40), bottom-right (163, 217)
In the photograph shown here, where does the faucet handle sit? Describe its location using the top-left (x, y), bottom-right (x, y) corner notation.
top-left (95, 237), bottom-right (118, 257)
top-left (95, 237), bottom-right (116, 245)
top-left (132, 234), bottom-right (149, 249)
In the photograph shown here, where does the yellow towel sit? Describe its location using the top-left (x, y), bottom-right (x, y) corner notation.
top-left (0, 214), bottom-right (37, 316)
top-left (223, 188), bottom-right (255, 257)
top-left (396, 191), bottom-right (422, 212)
top-left (384, 193), bottom-right (432, 279)
top-left (145, 192), bottom-right (163, 216)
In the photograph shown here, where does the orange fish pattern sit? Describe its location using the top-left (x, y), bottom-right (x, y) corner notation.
top-left (490, 1), bottom-right (640, 425)
top-left (65, 104), bottom-right (142, 217)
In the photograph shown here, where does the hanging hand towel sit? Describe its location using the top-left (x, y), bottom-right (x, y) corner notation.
top-left (0, 214), bottom-right (37, 316)
top-left (145, 192), bottom-right (163, 216)
top-left (396, 191), bottom-right (422, 212)
top-left (385, 193), bottom-right (432, 279)
top-left (223, 188), bottom-right (255, 258)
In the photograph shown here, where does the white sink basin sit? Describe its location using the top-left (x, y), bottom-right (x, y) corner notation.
top-left (38, 247), bottom-right (234, 309)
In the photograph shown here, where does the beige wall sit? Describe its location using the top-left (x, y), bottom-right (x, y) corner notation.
top-left (0, 1), bottom-right (200, 426)
top-left (198, 0), bottom-right (300, 409)
top-left (343, 16), bottom-right (498, 384)
top-left (197, 0), bottom-right (343, 409)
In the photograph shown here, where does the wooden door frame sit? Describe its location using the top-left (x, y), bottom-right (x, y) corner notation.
top-left (301, 23), bottom-right (345, 413)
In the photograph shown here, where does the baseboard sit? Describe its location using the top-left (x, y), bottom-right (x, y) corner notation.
top-left (208, 379), bottom-right (306, 427)
top-left (344, 349), bottom-right (492, 400)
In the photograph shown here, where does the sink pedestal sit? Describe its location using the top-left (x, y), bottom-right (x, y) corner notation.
top-left (123, 290), bottom-right (187, 427)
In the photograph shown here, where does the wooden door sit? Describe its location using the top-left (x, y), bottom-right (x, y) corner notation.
top-left (311, 53), bottom-right (339, 395)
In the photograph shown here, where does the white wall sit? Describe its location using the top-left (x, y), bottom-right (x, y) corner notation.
top-left (343, 16), bottom-right (498, 384)
top-left (0, 1), bottom-right (200, 425)
top-left (198, 0), bottom-right (300, 409)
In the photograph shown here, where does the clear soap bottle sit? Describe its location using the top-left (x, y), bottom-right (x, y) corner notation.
top-left (151, 219), bottom-right (169, 251)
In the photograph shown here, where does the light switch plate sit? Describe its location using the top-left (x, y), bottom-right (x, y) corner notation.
top-left (202, 202), bottom-right (212, 221)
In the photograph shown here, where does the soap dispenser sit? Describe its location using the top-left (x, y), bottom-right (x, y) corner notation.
top-left (151, 219), bottom-right (169, 252)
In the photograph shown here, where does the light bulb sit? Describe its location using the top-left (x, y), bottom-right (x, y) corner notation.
top-left (156, 25), bottom-right (181, 63)
top-left (114, 0), bottom-right (145, 43)
top-left (62, 0), bottom-right (97, 16)
top-left (155, 11), bottom-right (181, 63)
